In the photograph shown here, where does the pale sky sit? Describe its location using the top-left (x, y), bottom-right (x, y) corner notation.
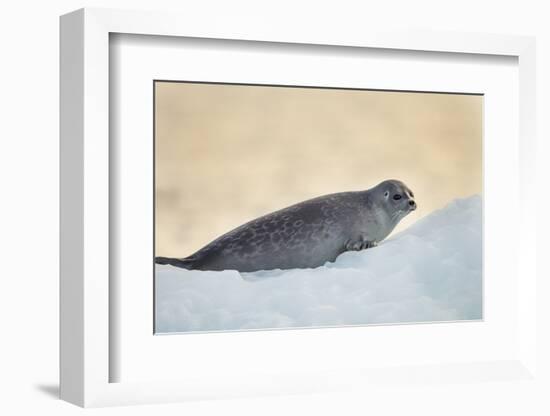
top-left (155, 82), bottom-right (482, 257)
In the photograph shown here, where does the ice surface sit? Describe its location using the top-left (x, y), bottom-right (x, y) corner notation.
top-left (155, 195), bottom-right (482, 333)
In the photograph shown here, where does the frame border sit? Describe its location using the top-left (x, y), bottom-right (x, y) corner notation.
top-left (60, 7), bottom-right (537, 407)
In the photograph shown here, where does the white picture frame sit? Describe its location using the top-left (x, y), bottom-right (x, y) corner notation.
top-left (60, 7), bottom-right (537, 407)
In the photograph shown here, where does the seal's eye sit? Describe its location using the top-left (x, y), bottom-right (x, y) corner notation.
top-left (393, 194), bottom-right (402, 200)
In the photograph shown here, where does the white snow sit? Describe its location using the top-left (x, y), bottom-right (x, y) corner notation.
top-left (155, 195), bottom-right (482, 333)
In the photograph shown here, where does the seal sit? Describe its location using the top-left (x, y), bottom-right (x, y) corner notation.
top-left (155, 179), bottom-right (416, 272)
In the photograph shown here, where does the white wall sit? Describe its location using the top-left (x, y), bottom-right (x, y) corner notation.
top-left (1, 0), bottom-right (548, 414)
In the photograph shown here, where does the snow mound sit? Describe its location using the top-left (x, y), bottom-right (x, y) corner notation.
top-left (156, 195), bottom-right (482, 333)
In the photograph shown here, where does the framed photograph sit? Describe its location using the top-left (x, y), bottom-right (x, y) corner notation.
top-left (153, 81), bottom-right (484, 334)
top-left (60, 8), bottom-right (537, 407)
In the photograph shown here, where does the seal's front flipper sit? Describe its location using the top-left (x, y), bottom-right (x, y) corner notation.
top-left (344, 239), bottom-right (360, 251)
top-left (344, 237), bottom-right (377, 252)
top-left (345, 238), bottom-right (366, 251)
top-left (362, 240), bottom-right (378, 249)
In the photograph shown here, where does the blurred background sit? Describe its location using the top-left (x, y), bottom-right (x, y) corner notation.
top-left (155, 81), bottom-right (482, 257)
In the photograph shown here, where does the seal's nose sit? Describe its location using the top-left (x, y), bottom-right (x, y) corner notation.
top-left (409, 200), bottom-right (416, 210)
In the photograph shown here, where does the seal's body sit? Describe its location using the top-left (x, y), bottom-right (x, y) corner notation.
top-left (156, 180), bottom-right (416, 272)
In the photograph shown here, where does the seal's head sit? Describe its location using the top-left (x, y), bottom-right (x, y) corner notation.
top-left (373, 179), bottom-right (417, 221)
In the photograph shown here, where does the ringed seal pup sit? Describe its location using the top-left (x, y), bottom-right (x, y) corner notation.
top-left (156, 179), bottom-right (416, 272)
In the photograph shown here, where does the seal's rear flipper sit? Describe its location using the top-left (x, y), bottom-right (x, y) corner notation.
top-left (155, 256), bottom-right (194, 269)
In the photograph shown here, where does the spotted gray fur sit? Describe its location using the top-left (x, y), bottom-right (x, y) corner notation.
top-left (155, 179), bottom-right (416, 272)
